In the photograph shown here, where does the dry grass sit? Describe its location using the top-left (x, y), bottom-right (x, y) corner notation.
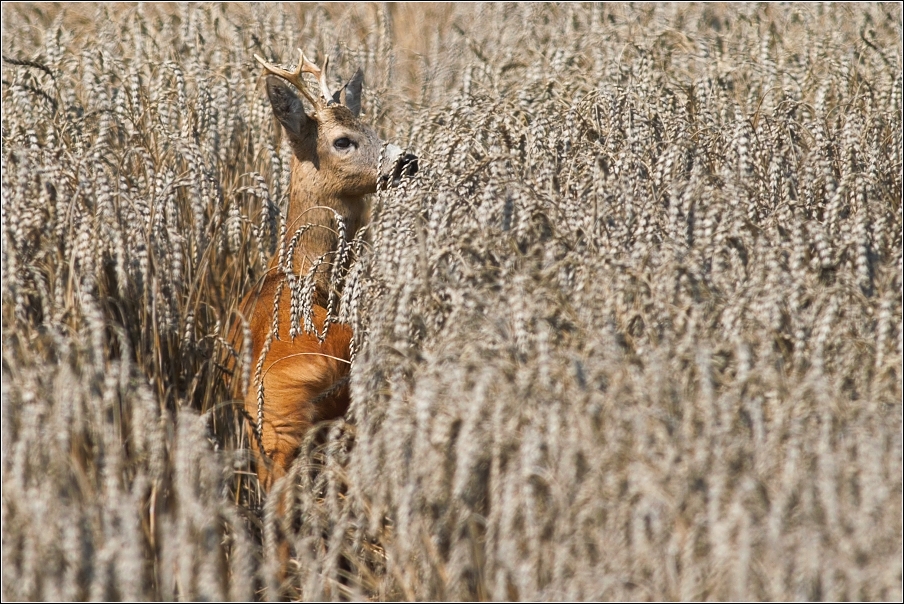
top-left (2, 3), bottom-right (902, 601)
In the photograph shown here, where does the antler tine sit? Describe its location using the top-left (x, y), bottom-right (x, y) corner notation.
top-left (254, 49), bottom-right (321, 107)
top-left (317, 55), bottom-right (335, 104)
top-left (296, 51), bottom-right (334, 104)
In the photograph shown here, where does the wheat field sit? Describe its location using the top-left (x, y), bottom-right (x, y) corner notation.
top-left (2, 3), bottom-right (902, 601)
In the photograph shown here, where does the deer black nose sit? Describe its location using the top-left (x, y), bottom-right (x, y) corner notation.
top-left (390, 153), bottom-right (418, 184)
top-left (400, 153), bottom-right (418, 176)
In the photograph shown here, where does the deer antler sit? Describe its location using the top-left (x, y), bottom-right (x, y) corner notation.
top-left (254, 48), bottom-right (337, 107)
top-left (308, 54), bottom-right (338, 105)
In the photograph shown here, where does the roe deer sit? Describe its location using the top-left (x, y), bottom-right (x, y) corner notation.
top-left (231, 49), bottom-right (417, 490)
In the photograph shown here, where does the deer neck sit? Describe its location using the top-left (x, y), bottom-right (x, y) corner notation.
top-left (282, 156), bottom-right (367, 304)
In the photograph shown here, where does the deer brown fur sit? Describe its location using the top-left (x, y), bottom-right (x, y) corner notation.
top-left (230, 49), bottom-right (416, 490)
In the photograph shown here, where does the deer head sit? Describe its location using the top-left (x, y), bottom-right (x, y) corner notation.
top-left (255, 49), bottom-right (417, 200)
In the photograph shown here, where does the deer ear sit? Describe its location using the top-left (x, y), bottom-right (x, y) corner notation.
top-left (341, 68), bottom-right (364, 117)
top-left (264, 75), bottom-right (314, 142)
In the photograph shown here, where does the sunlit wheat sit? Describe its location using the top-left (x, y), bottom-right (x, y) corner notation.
top-left (2, 3), bottom-right (901, 601)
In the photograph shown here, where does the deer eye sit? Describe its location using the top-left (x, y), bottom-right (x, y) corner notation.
top-left (333, 137), bottom-right (355, 150)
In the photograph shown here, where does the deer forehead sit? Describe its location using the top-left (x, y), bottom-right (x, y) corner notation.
top-left (316, 107), bottom-right (375, 137)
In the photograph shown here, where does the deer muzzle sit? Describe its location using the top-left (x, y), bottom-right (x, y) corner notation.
top-left (380, 144), bottom-right (418, 188)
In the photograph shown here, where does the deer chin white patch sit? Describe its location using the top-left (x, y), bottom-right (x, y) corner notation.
top-left (382, 143), bottom-right (404, 169)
